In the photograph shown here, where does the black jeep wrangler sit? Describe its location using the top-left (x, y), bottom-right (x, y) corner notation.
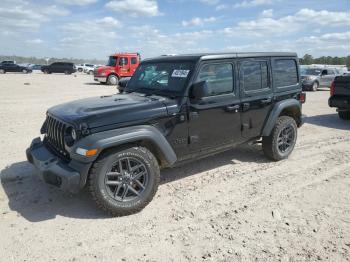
top-left (27, 52), bottom-right (305, 216)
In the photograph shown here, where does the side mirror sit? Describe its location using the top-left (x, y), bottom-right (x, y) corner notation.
top-left (321, 70), bottom-right (327, 76)
top-left (191, 81), bottom-right (211, 100)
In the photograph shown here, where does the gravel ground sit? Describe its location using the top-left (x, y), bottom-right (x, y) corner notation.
top-left (0, 73), bottom-right (349, 262)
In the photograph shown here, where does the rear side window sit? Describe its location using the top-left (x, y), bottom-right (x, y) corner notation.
top-left (197, 63), bottom-right (234, 96)
top-left (273, 59), bottom-right (298, 88)
top-left (131, 57), bottom-right (138, 65)
top-left (240, 61), bottom-right (269, 92)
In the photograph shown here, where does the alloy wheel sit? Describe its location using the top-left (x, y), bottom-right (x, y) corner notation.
top-left (104, 157), bottom-right (149, 202)
top-left (277, 124), bottom-right (295, 154)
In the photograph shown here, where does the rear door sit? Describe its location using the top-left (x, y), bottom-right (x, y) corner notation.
top-left (238, 58), bottom-right (273, 139)
top-left (130, 56), bottom-right (139, 75)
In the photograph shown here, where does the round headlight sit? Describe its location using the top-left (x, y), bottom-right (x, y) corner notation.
top-left (71, 128), bottom-right (77, 141)
top-left (64, 126), bottom-right (77, 147)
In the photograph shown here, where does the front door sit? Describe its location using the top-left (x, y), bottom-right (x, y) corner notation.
top-left (320, 69), bottom-right (336, 87)
top-left (118, 57), bottom-right (130, 77)
top-left (188, 62), bottom-right (242, 153)
top-left (238, 58), bottom-right (273, 139)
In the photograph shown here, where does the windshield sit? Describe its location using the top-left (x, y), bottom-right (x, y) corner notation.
top-left (106, 56), bottom-right (117, 66)
top-left (126, 61), bottom-right (194, 96)
top-left (300, 68), bottom-right (322, 76)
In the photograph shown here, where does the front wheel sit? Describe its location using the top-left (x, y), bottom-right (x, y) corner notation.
top-left (22, 69), bottom-right (28, 74)
top-left (262, 116), bottom-right (297, 161)
top-left (107, 74), bottom-right (119, 85)
top-left (311, 81), bottom-right (319, 91)
top-left (338, 111), bottom-right (350, 120)
top-left (88, 146), bottom-right (160, 216)
top-left (0, 69), bottom-right (5, 74)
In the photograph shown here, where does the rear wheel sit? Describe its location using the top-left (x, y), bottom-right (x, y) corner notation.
top-left (78, 68), bottom-right (83, 72)
top-left (311, 81), bottom-right (319, 91)
top-left (22, 69), bottom-right (28, 74)
top-left (262, 116), bottom-right (297, 161)
top-left (88, 146), bottom-right (160, 216)
top-left (43, 69), bottom-right (49, 74)
top-left (64, 70), bottom-right (71, 75)
top-left (88, 70), bottom-right (93, 75)
top-left (0, 69), bottom-right (5, 74)
top-left (107, 74), bottom-right (119, 85)
top-left (338, 111), bottom-right (350, 120)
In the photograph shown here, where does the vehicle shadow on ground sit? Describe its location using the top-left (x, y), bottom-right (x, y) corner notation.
top-left (1, 144), bottom-right (267, 222)
top-left (305, 113), bottom-right (350, 131)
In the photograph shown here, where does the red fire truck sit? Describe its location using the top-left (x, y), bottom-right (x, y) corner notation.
top-left (94, 52), bottom-right (141, 85)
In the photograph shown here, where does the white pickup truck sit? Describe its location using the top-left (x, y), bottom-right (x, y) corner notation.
top-left (75, 63), bottom-right (95, 74)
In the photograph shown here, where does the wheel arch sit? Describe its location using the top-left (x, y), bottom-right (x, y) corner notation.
top-left (71, 125), bottom-right (177, 186)
top-left (262, 99), bottom-right (302, 136)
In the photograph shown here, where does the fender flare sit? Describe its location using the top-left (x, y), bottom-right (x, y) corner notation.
top-left (261, 99), bottom-right (301, 136)
top-left (71, 125), bottom-right (177, 166)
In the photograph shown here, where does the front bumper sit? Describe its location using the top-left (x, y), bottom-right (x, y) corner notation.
top-left (329, 95), bottom-right (350, 109)
top-left (301, 80), bottom-right (314, 90)
top-left (26, 137), bottom-right (90, 193)
top-left (94, 76), bottom-right (107, 82)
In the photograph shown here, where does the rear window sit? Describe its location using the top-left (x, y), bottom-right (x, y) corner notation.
top-left (273, 59), bottom-right (298, 88)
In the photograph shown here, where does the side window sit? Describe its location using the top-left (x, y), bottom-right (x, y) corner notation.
top-left (240, 61), bottom-right (269, 92)
top-left (196, 63), bottom-right (234, 96)
top-left (273, 59), bottom-right (298, 88)
top-left (119, 57), bottom-right (128, 66)
top-left (131, 57), bottom-right (138, 65)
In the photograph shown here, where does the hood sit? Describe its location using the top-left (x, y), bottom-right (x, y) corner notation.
top-left (48, 93), bottom-right (178, 131)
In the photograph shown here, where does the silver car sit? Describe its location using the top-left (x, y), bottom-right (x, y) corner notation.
top-left (300, 67), bottom-right (337, 91)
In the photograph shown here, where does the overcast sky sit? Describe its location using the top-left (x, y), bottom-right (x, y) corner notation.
top-left (0, 0), bottom-right (349, 60)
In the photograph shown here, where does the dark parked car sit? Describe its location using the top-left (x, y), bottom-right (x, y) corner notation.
top-left (27, 52), bottom-right (305, 216)
top-left (0, 62), bottom-right (32, 74)
top-left (329, 75), bottom-right (350, 119)
top-left (41, 62), bottom-right (76, 74)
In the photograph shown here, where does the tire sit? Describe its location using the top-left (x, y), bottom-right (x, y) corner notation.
top-left (0, 69), bottom-right (5, 74)
top-left (262, 116), bottom-right (297, 161)
top-left (64, 70), bottom-right (71, 75)
top-left (311, 81), bottom-right (319, 91)
top-left (107, 74), bottom-right (119, 85)
top-left (78, 68), bottom-right (83, 72)
top-left (88, 70), bottom-right (93, 75)
top-left (88, 146), bottom-right (160, 216)
top-left (22, 69), bottom-right (28, 74)
top-left (338, 111), bottom-right (350, 120)
top-left (43, 69), bottom-right (49, 74)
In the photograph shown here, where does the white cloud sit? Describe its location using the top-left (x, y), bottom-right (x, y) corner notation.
top-left (198, 0), bottom-right (220, 5)
top-left (182, 17), bottom-right (217, 27)
top-left (0, 1), bottom-right (69, 31)
top-left (25, 38), bottom-right (44, 44)
top-left (223, 8), bottom-right (350, 37)
top-left (56, 0), bottom-right (98, 6)
top-left (105, 0), bottom-right (160, 17)
top-left (261, 9), bottom-right (273, 17)
top-left (234, 0), bottom-right (273, 8)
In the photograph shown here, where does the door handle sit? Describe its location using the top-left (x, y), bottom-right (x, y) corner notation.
top-left (225, 105), bottom-right (240, 112)
top-left (242, 103), bottom-right (250, 111)
top-left (260, 98), bottom-right (272, 104)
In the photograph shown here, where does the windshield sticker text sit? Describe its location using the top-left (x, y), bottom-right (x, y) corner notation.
top-left (172, 70), bottom-right (190, 78)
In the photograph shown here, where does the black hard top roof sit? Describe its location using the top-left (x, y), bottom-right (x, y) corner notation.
top-left (143, 52), bottom-right (298, 63)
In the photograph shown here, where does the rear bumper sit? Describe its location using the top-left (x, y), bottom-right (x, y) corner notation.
top-left (26, 137), bottom-right (90, 193)
top-left (328, 95), bottom-right (350, 109)
top-left (94, 76), bottom-right (107, 82)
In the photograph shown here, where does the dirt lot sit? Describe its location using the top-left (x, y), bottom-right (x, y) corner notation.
top-left (0, 73), bottom-right (349, 262)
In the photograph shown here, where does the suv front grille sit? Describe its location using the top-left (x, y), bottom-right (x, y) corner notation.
top-left (44, 115), bottom-right (70, 160)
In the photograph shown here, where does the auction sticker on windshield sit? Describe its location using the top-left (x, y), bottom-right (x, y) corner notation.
top-left (172, 70), bottom-right (190, 78)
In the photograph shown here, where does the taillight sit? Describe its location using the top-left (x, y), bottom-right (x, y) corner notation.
top-left (330, 80), bottom-right (335, 97)
top-left (299, 92), bottom-right (306, 104)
